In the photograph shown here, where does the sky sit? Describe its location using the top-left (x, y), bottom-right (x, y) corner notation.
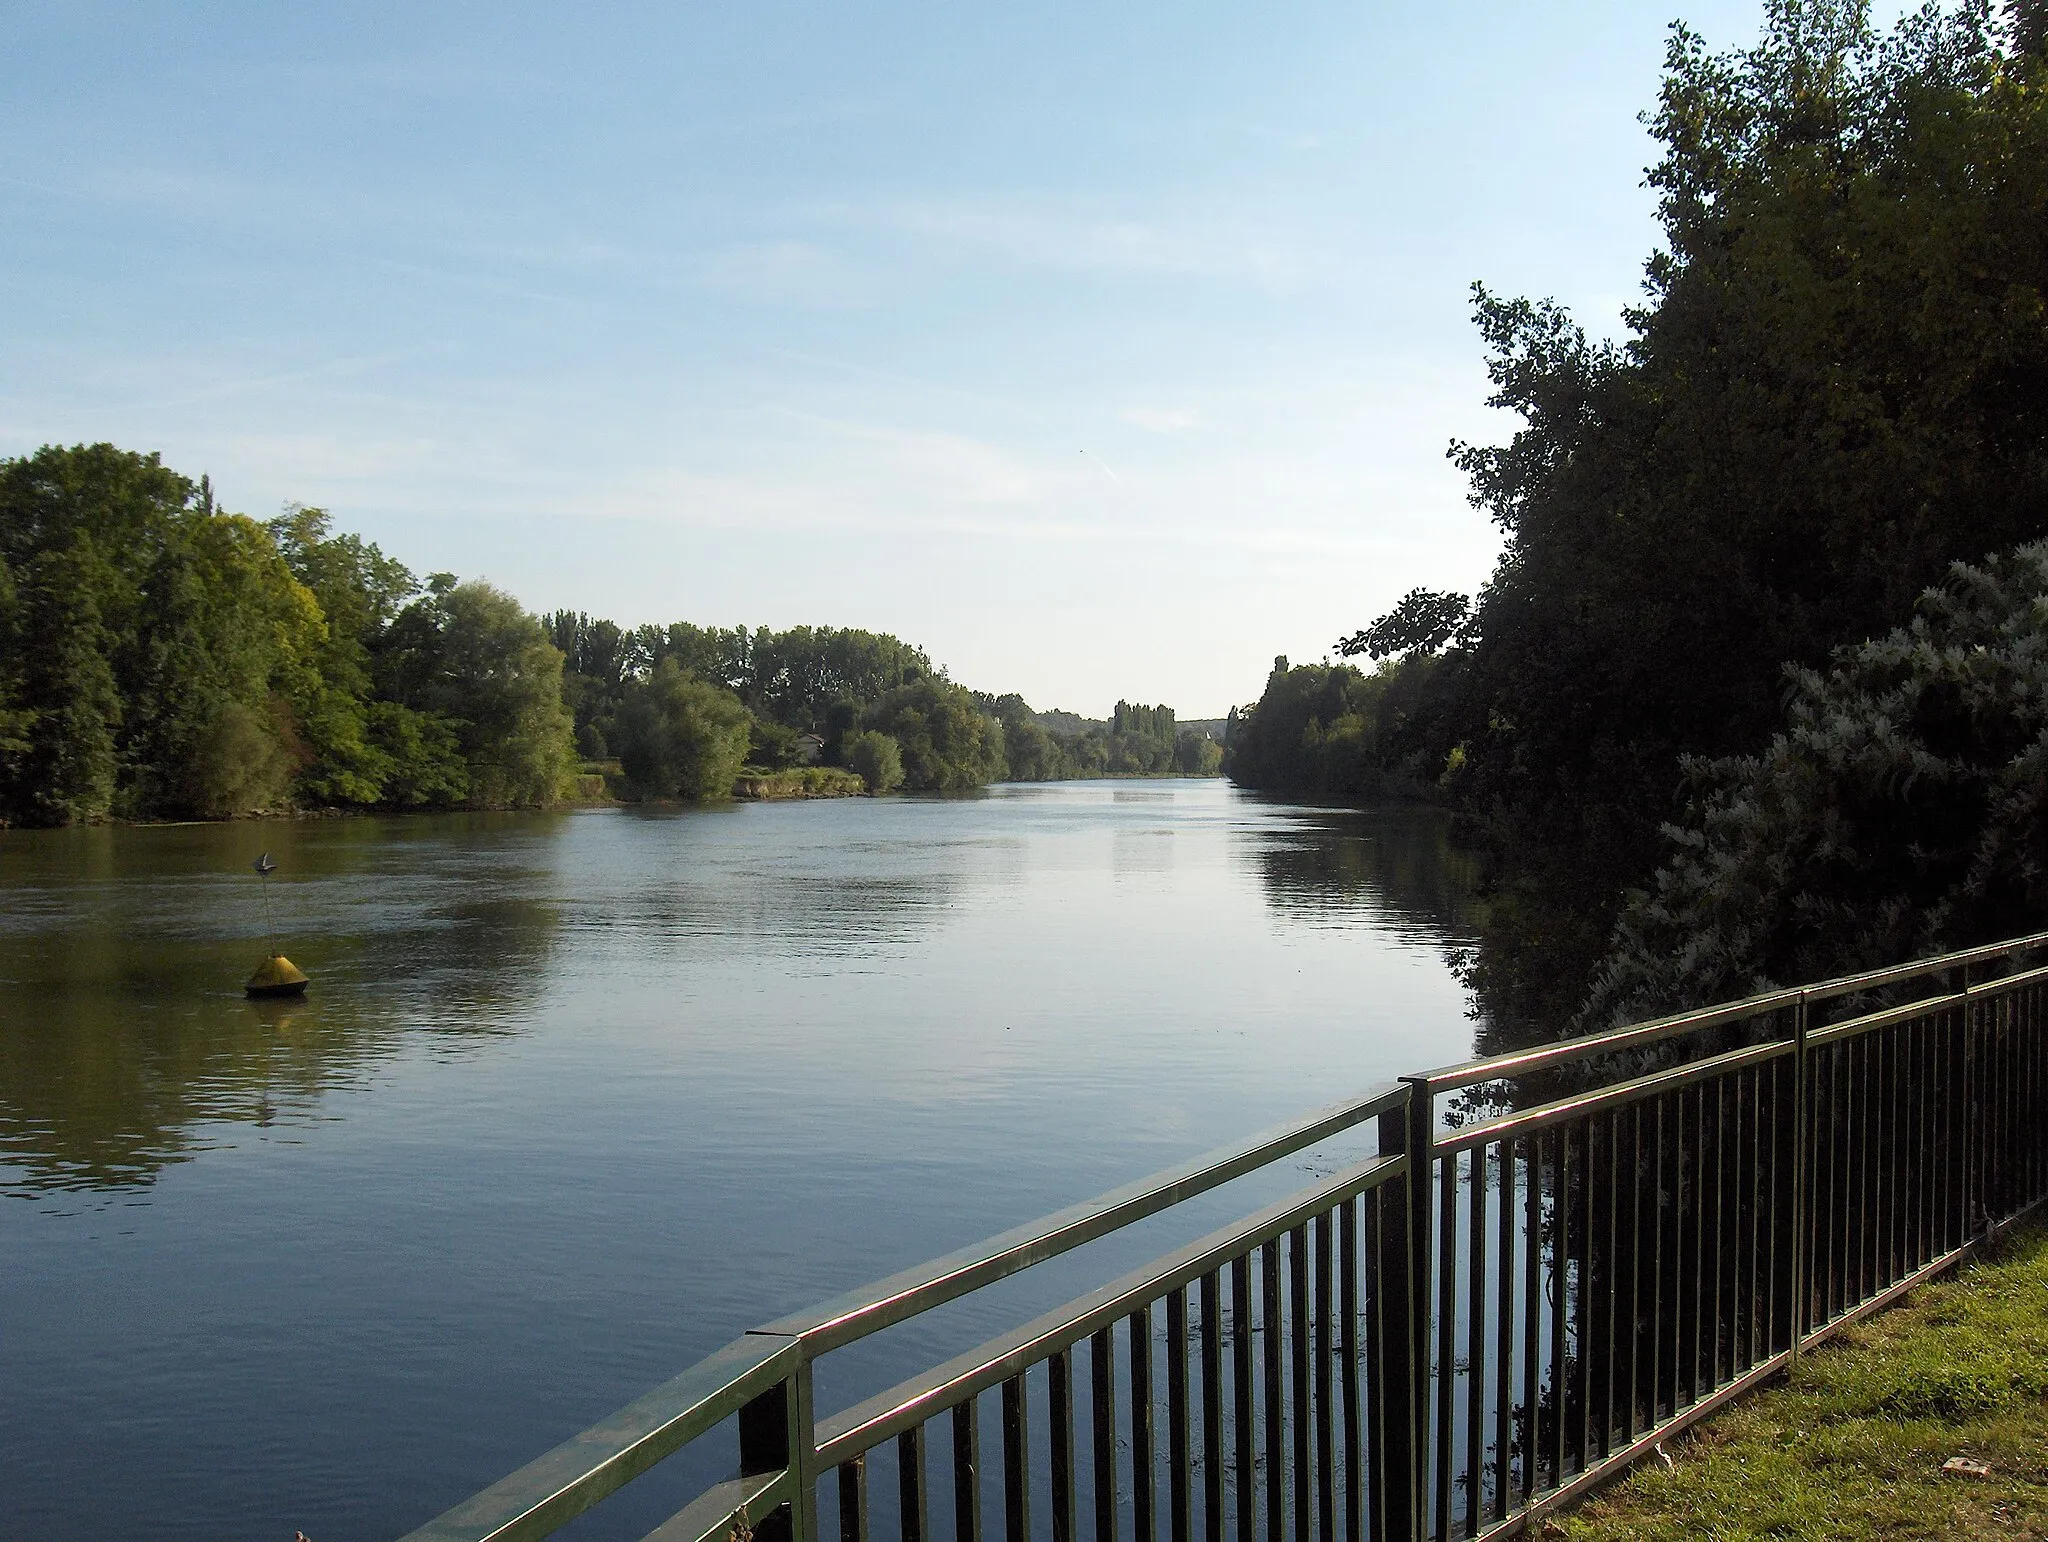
top-left (2, 2), bottom-right (1793, 717)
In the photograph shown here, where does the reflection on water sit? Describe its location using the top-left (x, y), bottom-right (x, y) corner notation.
top-left (0, 782), bottom-right (1483, 1542)
top-left (0, 815), bottom-right (565, 1197)
top-left (1250, 802), bottom-right (1485, 936)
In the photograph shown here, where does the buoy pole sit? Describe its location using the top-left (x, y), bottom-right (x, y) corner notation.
top-left (259, 864), bottom-right (278, 957)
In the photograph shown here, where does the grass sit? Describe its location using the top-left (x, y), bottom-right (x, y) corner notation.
top-left (1555, 1218), bottom-right (2048, 1541)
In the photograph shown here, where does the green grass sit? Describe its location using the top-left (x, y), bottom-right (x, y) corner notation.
top-left (1555, 1218), bottom-right (2048, 1541)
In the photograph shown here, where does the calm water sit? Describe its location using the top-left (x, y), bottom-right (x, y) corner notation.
top-left (1, 782), bottom-right (1484, 1541)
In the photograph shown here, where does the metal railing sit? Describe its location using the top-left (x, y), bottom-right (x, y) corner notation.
top-left (398, 930), bottom-right (2048, 1542)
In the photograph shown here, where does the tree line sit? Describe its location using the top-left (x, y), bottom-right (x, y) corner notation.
top-left (0, 443), bottom-right (1217, 826)
top-left (1226, 0), bottom-right (2048, 1029)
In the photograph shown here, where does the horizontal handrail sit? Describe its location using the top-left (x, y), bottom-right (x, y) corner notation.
top-left (1415, 927), bottom-right (2048, 1098)
top-left (759, 1082), bottom-right (1407, 1353)
top-left (1802, 928), bottom-right (2048, 1004)
top-left (1433, 1039), bottom-right (1791, 1157)
top-left (1806, 960), bottom-right (2048, 1047)
top-left (399, 1334), bottom-right (802, 1542)
top-left (1414, 989), bottom-right (1797, 1094)
top-left (812, 1150), bottom-right (1407, 1468)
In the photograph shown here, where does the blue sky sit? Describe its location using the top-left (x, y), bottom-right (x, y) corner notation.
top-left (3, 2), bottom-right (1790, 716)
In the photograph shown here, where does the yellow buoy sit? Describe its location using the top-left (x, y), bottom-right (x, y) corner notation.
top-left (244, 851), bottom-right (311, 996)
top-left (246, 953), bottom-right (311, 998)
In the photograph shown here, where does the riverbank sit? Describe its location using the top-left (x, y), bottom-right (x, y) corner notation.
top-left (1557, 1218), bottom-right (2048, 1541)
top-left (732, 766), bottom-right (867, 799)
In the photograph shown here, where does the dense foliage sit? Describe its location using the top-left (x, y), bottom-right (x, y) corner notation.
top-left (616, 659), bottom-right (753, 801)
top-left (1584, 541), bottom-right (2048, 1023)
top-left (0, 445), bottom-right (575, 824)
top-left (1230, 0), bottom-right (2048, 1024)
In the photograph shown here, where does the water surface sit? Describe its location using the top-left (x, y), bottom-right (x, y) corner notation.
top-left (0, 782), bottom-right (1482, 1540)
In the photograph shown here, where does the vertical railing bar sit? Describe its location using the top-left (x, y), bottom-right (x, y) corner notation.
top-left (1730, 1070), bottom-right (1745, 1381)
top-left (1520, 1130), bottom-right (1541, 1506)
top-left (1821, 1044), bottom-right (1838, 1326)
top-left (1916, 1011), bottom-right (1933, 1261)
top-left (1904, 1012), bottom-right (1920, 1269)
top-left (1338, 1200), bottom-right (1363, 1542)
top-left (1313, 1213), bottom-right (1335, 1542)
top-left (1753, 1064), bottom-right (1769, 1367)
top-left (1433, 1161), bottom-right (1455, 1538)
top-left (1574, 1119), bottom-right (1593, 1473)
top-left (1262, 1243), bottom-right (1285, 1542)
top-left (1200, 1271), bottom-right (1225, 1542)
top-left (1673, 1091), bottom-right (1689, 1407)
top-left (1623, 1108), bottom-right (1642, 1445)
top-left (1726, 1070), bottom-right (1743, 1379)
top-left (1396, 1081), bottom-right (1432, 1542)
top-left (1861, 1032), bottom-right (1877, 1303)
top-left (1705, 1083), bottom-right (1722, 1396)
top-left (955, 1397), bottom-right (982, 1542)
top-left (1463, 1153), bottom-right (1485, 1538)
top-left (1954, 998), bottom-right (1970, 1258)
top-left (1700, 1081), bottom-right (1717, 1393)
top-left (1002, 1376), bottom-right (1029, 1542)
top-left (1091, 1328), bottom-right (1116, 1542)
top-left (1492, 1142), bottom-right (1515, 1526)
top-left (1361, 1194), bottom-right (1386, 1542)
top-left (1650, 1096), bottom-right (1666, 1424)
top-left (839, 1456), bottom-right (869, 1542)
top-left (1169, 1287), bottom-right (1192, 1542)
top-left (1050, 1349), bottom-right (1076, 1542)
top-left (1844, 1033), bottom-right (1859, 1314)
top-left (1132, 1306), bottom-right (1157, 1542)
top-left (1552, 1126), bottom-right (1569, 1486)
top-left (899, 1427), bottom-right (928, 1542)
top-left (1849, 1035), bottom-right (1866, 1310)
top-left (1289, 1225), bottom-right (1312, 1542)
top-left (1717, 1072), bottom-right (1733, 1387)
top-left (1231, 1254), bottom-right (1255, 1542)
top-left (1887, 1022), bottom-right (1904, 1287)
top-left (1690, 1081), bottom-right (1707, 1405)
top-left (1602, 1112), bottom-right (1619, 1457)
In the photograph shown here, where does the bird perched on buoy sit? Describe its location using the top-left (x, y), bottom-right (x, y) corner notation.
top-left (244, 851), bottom-right (310, 998)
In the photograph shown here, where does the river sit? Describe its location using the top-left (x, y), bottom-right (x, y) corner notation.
top-left (0, 781), bottom-right (1485, 1541)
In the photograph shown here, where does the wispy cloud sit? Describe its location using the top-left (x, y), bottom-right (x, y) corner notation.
top-left (811, 194), bottom-right (1323, 292)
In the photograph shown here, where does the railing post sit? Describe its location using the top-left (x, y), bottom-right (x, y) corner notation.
top-left (739, 1340), bottom-right (814, 1542)
top-left (1786, 994), bottom-right (1809, 1365)
top-left (1376, 1078), bottom-right (1432, 1542)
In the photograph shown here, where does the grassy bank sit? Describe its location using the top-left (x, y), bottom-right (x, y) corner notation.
top-left (732, 766), bottom-right (867, 799)
top-left (1557, 1219), bottom-right (2048, 1541)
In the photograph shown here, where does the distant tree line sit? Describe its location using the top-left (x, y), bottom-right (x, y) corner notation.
top-left (1227, 2), bottom-right (2048, 1027)
top-left (0, 442), bottom-right (1218, 825)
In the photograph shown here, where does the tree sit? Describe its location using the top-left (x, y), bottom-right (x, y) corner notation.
top-left (843, 729), bottom-right (905, 794)
top-left (1446, 5), bottom-right (2048, 873)
top-left (272, 506), bottom-right (416, 804)
top-left (1583, 540), bottom-right (2048, 1026)
top-left (379, 578), bottom-right (577, 806)
top-left (1174, 732), bottom-right (1224, 776)
top-left (615, 660), bottom-right (752, 800)
top-left (122, 509), bottom-right (328, 817)
top-left (864, 679), bottom-right (1007, 790)
top-left (1336, 589), bottom-right (1470, 661)
top-left (3, 544), bottom-right (120, 823)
